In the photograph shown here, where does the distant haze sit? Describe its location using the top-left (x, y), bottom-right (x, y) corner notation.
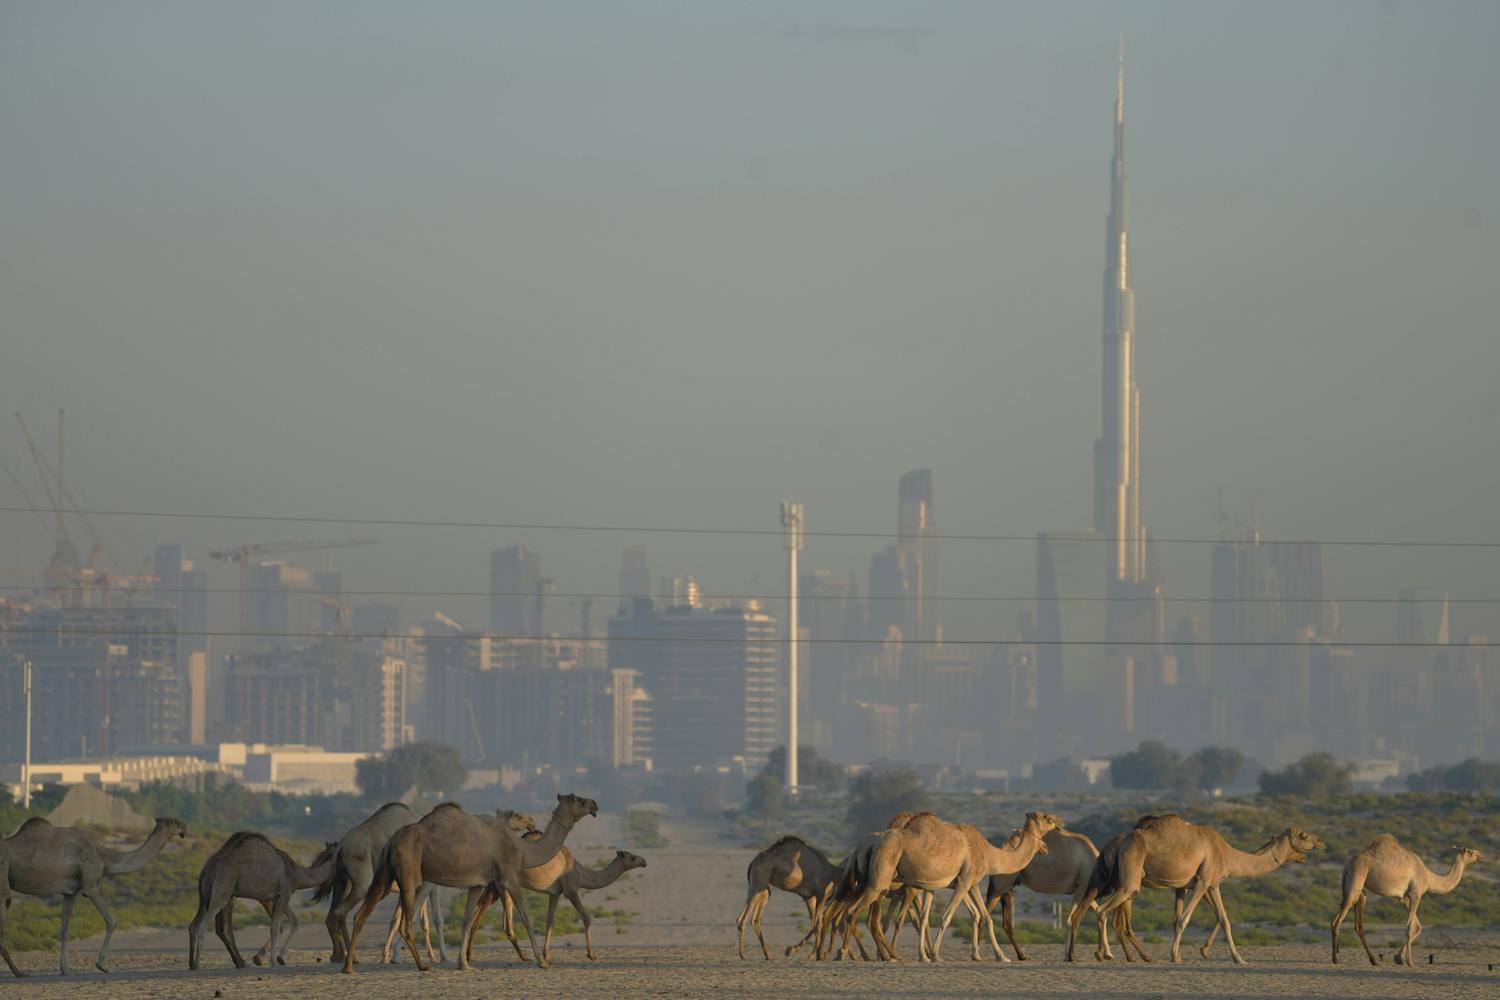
top-left (2, 1), bottom-right (1497, 642)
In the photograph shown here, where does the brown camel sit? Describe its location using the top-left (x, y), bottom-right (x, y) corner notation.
top-left (490, 849), bottom-right (648, 962)
top-left (341, 793), bottom-right (597, 973)
top-left (1331, 835), bottom-right (1482, 967)
top-left (809, 812), bottom-right (929, 961)
top-left (0, 815), bottom-right (186, 977)
top-left (984, 826), bottom-right (1114, 961)
top-left (378, 809), bottom-right (538, 965)
top-left (841, 811), bottom-right (1059, 962)
top-left (734, 836), bottom-right (843, 960)
top-left (188, 832), bottom-right (339, 970)
top-left (1086, 814), bottom-right (1324, 965)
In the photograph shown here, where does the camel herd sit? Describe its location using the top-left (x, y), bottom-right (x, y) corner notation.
top-left (1, 793), bottom-right (650, 977)
top-left (0, 795), bottom-right (1486, 977)
top-left (738, 810), bottom-right (1485, 969)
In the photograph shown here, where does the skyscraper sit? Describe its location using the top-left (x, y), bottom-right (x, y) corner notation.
top-left (1093, 44), bottom-right (1146, 585)
top-left (897, 469), bottom-right (937, 644)
top-left (490, 545), bottom-right (542, 635)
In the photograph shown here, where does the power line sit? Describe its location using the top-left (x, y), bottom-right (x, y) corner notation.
top-left (0, 584), bottom-right (1494, 605)
top-left (0, 625), bottom-right (1480, 648)
top-left (1, 504), bottom-right (1496, 549)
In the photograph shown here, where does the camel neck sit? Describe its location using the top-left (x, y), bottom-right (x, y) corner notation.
top-left (1224, 839), bottom-right (1289, 878)
top-left (982, 826), bottom-right (1044, 874)
top-left (518, 813), bottom-right (574, 869)
top-left (291, 855), bottom-right (338, 891)
top-left (576, 856), bottom-right (631, 892)
top-left (102, 825), bottom-right (174, 876)
top-left (1428, 857), bottom-right (1469, 894)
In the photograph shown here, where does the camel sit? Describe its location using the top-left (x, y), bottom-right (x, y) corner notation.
top-left (1331, 835), bottom-right (1482, 967)
top-left (984, 826), bottom-right (1114, 961)
top-left (1085, 814), bottom-right (1325, 965)
top-left (188, 832), bottom-right (339, 970)
top-left (314, 801), bottom-right (424, 963)
top-left (487, 849), bottom-right (648, 962)
top-left (0, 815), bottom-right (186, 977)
top-left (377, 809), bottom-right (538, 965)
top-left (735, 836), bottom-right (843, 960)
top-left (839, 811), bottom-right (1059, 962)
top-left (808, 812), bottom-right (928, 962)
top-left (341, 793), bottom-right (597, 973)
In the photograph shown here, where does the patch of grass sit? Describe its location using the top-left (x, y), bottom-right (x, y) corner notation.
top-left (623, 811), bottom-right (668, 848)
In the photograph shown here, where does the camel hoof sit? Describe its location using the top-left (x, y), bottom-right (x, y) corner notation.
top-left (95, 963), bottom-right (110, 974)
top-left (1233, 957), bottom-right (1249, 966)
top-left (252, 956), bottom-right (264, 967)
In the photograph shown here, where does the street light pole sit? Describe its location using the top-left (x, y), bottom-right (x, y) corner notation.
top-left (22, 658), bottom-right (33, 810)
top-left (780, 502), bottom-right (804, 796)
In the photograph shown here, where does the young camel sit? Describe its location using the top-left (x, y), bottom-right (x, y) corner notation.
top-left (840, 811), bottom-right (1059, 962)
top-left (1331, 836), bottom-right (1483, 967)
top-left (341, 794), bottom-right (597, 973)
top-left (734, 836), bottom-right (843, 960)
top-left (0, 816), bottom-right (186, 977)
top-left (188, 833), bottom-right (339, 970)
top-left (1086, 814), bottom-right (1325, 965)
top-left (489, 849), bottom-right (648, 962)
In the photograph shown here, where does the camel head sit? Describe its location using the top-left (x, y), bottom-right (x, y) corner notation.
top-left (1448, 846), bottom-right (1484, 866)
top-left (497, 808), bottom-right (539, 835)
top-left (1023, 811), bottom-right (1063, 849)
top-left (554, 793), bottom-right (600, 827)
top-left (1281, 827), bottom-right (1325, 855)
top-left (153, 817), bottom-right (188, 841)
top-left (615, 850), bottom-right (648, 873)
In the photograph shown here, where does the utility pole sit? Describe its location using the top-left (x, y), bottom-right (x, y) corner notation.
top-left (780, 502), bottom-right (804, 796)
top-left (22, 658), bottom-right (32, 809)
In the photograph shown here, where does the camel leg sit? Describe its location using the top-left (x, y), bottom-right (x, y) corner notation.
top-left (262, 893), bottom-right (292, 970)
top-left (504, 879), bottom-right (548, 969)
top-left (277, 903), bottom-right (299, 965)
top-left (1330, 890), bottom-right (1355, 965)
top-left (75, 887), bottom-right (117, 975)
top-left (1169, 882), bottom-right (1210, 963)
top-left (931, 879), bottom-right (978, 962)
top-left (419, 897), bottom-right (437, 964)
top-left (997, 890), bottom-right (1029, 961)
top-left (786, 895), bottom-right (818, 958)
top-left (971, 886), bottom-right (1008, 962)
top-left (1119, 902), bottom-right (1150, 962)
top-left (381, 898), bottom-right (402, 964)
top-left (1352, 894), bottom-right (1378, 966)
top-left (1402, 892), bottom-right (1423, 968)
top-left (750, 889), bottom-right (772, 961)
top-left (1066, 886), bottom-right (1098, 962)
top-left (188, 887), bottom-right (215, 970)
top-left (220, 905), bottom-right (249, 969)
top-left (1206, 884), bottom-right (1245, 965)
top-left (431, 889), bottom-right (450, 964)
top-left (565, 887), bottom-right (594, 961)
top-left (57, 894), bottom-right (77, 975)
top-left (0, 870), bottom-right (28, 978)
top-left (736, 886), bottom-right (767, 960)
top-left (394, 878), bottom-right (428, 971)
top-left (341, 868), bottom-right (393, 975)
top-left (501, 889), bottom-right (533, 962)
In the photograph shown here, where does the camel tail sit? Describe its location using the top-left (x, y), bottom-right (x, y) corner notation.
top-left (367, 837), bottom-right (398, 902)
top-left (310, 847), bottom-right (345, 904)
top-left (831, 843), bottom-right (871, 905)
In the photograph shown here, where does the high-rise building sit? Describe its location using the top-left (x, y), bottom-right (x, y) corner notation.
top-left (896, 469), bottom-right (937, 645)
top-left (619, 548), bottom-right (651, 601)
top-left (490, 545), bottom-right (542, 635)
top-left (152, 543), bottom-right (184, 602)
top-left (607, 598), bottom-right (777, 770)
top-left (1093, 45), bottom-right (1146, 586)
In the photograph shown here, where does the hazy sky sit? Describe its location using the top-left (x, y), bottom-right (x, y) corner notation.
top-left (2, 1), bottom-right (1497, 641)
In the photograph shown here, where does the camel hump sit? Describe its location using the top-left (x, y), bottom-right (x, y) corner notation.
top-left (767, 834), bottom-right (808, 852)
top-left (1134, 813), bottom-right (1184, 831)
top-left (428, 801), bottom-right (466, 816)
top-left (220, 830), bottom-right (273, 850)
top-left (14, 816), bottom-right (54, 833)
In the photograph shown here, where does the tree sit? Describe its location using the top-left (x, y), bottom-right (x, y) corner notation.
top-left (760, 744), bottom-right (847, 795)
top-left (845, 762), bottom-right (932, 836)
top-left (1406, 758), bottom-right (1500, 793)
top-left (1258, 753), bottom-right (1353, 797)
top-left (744, 773), bottom-right (785, 822)
top-left (355, 742), bottom-right (467, 800)
top-left (1189, 746), bottom-right (1246, 791)
top-left (1108, 741), bottom-right (1183, 790)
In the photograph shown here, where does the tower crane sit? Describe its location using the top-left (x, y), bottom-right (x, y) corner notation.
top-left (210, 537), bottom-right (376, 654)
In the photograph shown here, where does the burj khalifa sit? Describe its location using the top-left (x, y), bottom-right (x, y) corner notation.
top-left (1093, 44), bottom-right (1146, 585)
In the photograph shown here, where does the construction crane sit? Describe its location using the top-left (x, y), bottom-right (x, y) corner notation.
top-left (210, 537), bottom-right (376, 654)
top-left (317, 594), bottom-right (351, 631)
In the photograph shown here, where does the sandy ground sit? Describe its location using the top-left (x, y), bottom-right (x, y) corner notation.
top-left (6, 812), bottom-right (1498, 998)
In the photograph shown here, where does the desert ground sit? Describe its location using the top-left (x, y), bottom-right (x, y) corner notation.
top-left (6, 812), bottom-right (1498, 998)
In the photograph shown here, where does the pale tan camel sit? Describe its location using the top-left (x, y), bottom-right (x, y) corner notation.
top-left (984, 826), bottom-right (1113, 961)
top-left (841, 811), bottom-right (1059, 962)
top-left (341, 794), bottom-right (597, 973)
top-left (188, 832), bottom-right (338, 970)
top-left (1331, 835), bottom-right (1482, 967)
top-left (378, 809), bottom-right (538, 964)
top-left (489, 849), bottom-right (648, 962)
top-left (733, 836), bottom-right (844, 960)
top-left (1087, 814), bottom-right (1324, 965)
top-left (0, 815), bottom-right (186, 977)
